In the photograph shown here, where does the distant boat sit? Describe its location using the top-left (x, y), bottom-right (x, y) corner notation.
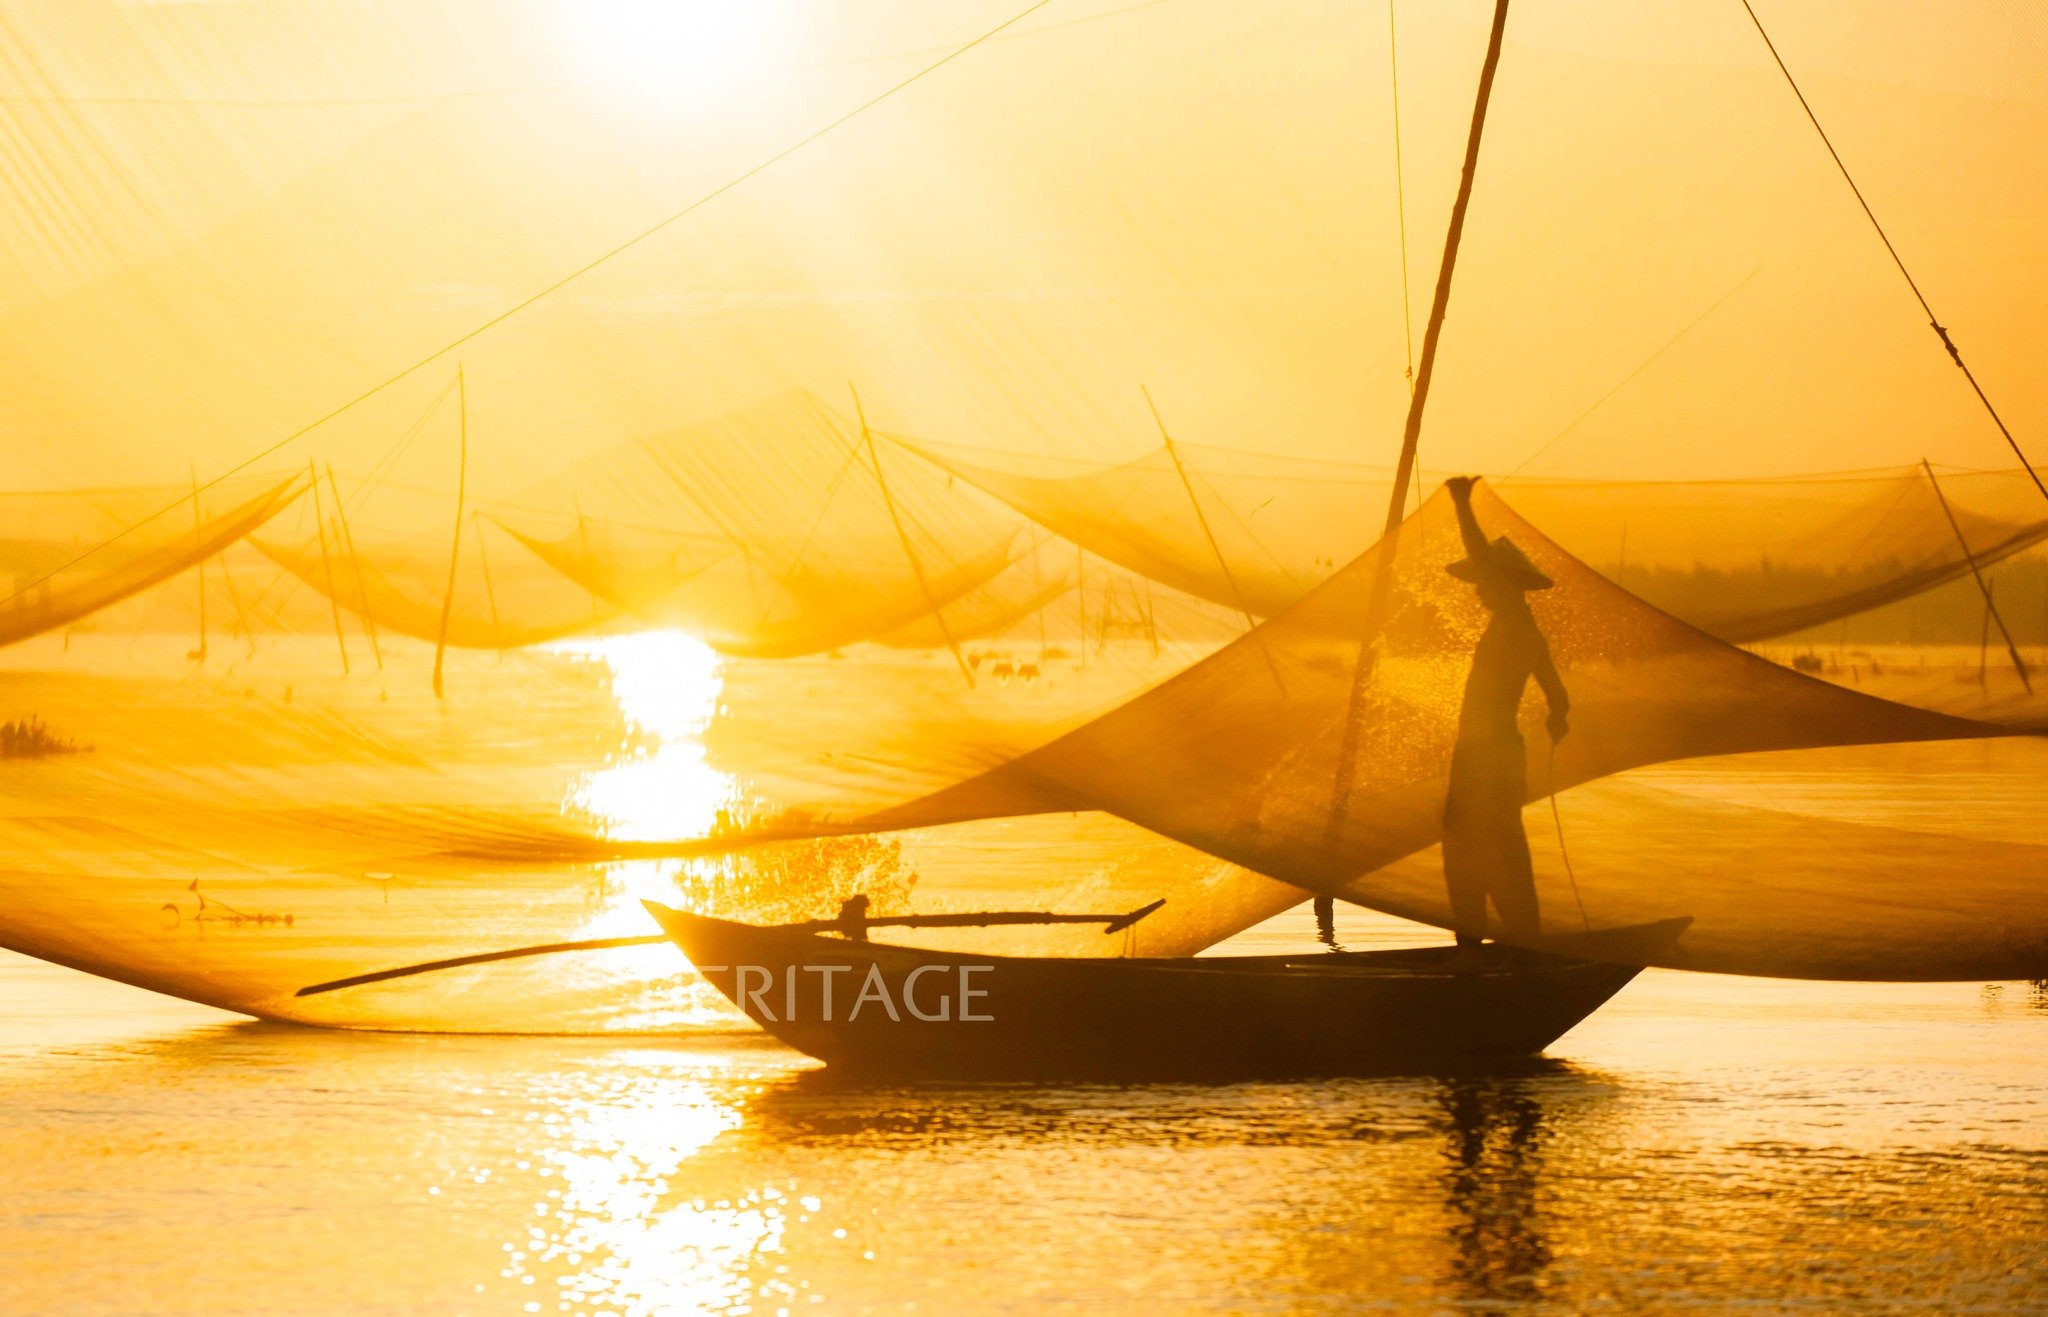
top-left (644, 902), bottom-right (1645, 1080)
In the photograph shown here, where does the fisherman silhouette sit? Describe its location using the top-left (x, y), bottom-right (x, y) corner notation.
top-left (1442, 476), bottom-right (1567, 966)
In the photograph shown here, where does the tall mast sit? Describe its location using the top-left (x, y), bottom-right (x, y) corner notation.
top-left (1379, 0), bottom-right (1511, 531)
top-left (1322, 0), bottom-right (1514, 940)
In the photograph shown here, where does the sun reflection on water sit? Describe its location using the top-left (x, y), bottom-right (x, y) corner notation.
top-left (496, 1050), bottom-right (789, 1316)
top-left (562, 629), bottom-right (734, 846)
top-left (553, 629), bottom-right (737, 984)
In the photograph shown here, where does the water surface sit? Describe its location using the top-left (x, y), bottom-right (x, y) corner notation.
top-left (6, 916), bottom-right (2045, 1315)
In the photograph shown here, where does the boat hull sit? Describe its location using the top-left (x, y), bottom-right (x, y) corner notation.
top-left (644, 903), bottom-right (1641, 1079)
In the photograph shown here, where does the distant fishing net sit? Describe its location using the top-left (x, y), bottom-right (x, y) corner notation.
top-left (0, 475), bottom-right (304, 648)
top-left (253, 494), bottom-right (620, 651)
top-left (491, 391), bottom-right (1031, 658)
top-left (906, 437), bottom-right (2048, 647)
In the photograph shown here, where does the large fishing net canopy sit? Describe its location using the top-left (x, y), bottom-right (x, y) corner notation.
top-left (626, 483), bottom-right (2042, 981)
top-left (252, 478), bottom-right (623, 651)
top-left (0, 476), bottom-right (303, 647)
top-left (905, 437), bottom-right (2048, 645)
top-left (0, 630), bottom-right (1267, 1029)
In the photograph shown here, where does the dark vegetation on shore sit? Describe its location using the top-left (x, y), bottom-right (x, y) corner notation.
top-left (1, 715), bottom-right (86, 758)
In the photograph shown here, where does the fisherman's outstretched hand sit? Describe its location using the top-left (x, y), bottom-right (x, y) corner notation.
top-left (1546, 707), bottom-right (1570, 743)
top-left (1445, 475), bottom-right (1478, 503)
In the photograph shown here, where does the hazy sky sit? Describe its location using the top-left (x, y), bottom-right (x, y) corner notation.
top-left (0, 0), bottom-right (2041, 499)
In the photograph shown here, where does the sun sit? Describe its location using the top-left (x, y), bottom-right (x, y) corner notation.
top-left (561, 0), bottom-right (784, 110)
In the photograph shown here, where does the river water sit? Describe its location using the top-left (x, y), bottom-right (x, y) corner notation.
top-left (6, 904), bottom-right (2046, 1315)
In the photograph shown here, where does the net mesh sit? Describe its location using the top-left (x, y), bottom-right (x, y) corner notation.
top-left (607, 482), bottom-right (2043, 981)
top-left (490, 391), bottom-right (1031, 657)
top-left (0, 475), bottom-right (304, 647)
top-left (904, 437), bottom-right (2048, 645)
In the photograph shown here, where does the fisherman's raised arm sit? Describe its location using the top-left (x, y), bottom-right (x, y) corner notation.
top-left (1444, 475), bottom-right (1491, 564)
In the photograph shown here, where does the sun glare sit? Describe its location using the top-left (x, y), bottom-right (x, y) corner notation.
top-left (555, 628), bottom-right (735, 952)
top-left (561, 0), bottom-right (783, 109)
top-left (562, 627), bottom-right (732, 844)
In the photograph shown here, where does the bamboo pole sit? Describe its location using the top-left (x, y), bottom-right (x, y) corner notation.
top-left (1323, 0), bottom-right (1514, 935)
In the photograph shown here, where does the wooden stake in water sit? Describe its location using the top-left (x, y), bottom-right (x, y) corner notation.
top-left (432, 366), bottom-right (469, 700)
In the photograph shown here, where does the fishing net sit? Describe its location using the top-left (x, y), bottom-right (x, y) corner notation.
top-left (490, 391), bottom-right (1031, 657)
top-left (1504, 467), bottom-right (2048, 643)
top-left (904, 437), bottom-right (2048, 645)
top-left (0, 628), bottom-right (1267, 1030)
top-left (0, 475), bottom-right (304, 647)
top-left (871, 532), bottom-right (1077, 650)
top-left (602, 481), bottom-right (2043, 981)
top-left (251, 480), bottom-right (622, 650)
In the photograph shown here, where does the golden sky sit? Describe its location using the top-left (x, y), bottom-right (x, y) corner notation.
top-left (0, 0), bottom-right (2042, 497)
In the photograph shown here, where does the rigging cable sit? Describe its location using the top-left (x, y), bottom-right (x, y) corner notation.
top-left (1735, 0), bottom-right (2046, 504)
top-left (0, 0), bottom-right (1059, 612)
top-left (1547, 740), bottom-right (1591, 934)
top-left (1386, 0), bottom-right (1414, 391)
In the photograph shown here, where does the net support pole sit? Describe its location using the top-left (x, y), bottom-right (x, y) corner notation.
top-left (1379, 0), bottom-right (1507, 534)
top-left (1922, 460), bottom-right (2030, 691)
top-left (851, 384), bottom-right (974, 687)
top-left (189, 465), bottom-right (207, 664)
top-left (431, 367), bottom-right (469, 699)
top-left (307, 459), bottom-right (351, 675)
top-left (1145, 386), bottom-right (1285, 693)
top-left (325, 464), bottom-right (382, 671)
top-left (1322, 0), bottom-right (1513, 934)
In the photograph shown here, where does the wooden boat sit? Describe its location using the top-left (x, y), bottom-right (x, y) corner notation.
top-left (643, 901), bottom-right (1647, 1080)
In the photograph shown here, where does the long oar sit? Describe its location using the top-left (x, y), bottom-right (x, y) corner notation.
top-left (294, 901), bottom-right (1166, 999)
